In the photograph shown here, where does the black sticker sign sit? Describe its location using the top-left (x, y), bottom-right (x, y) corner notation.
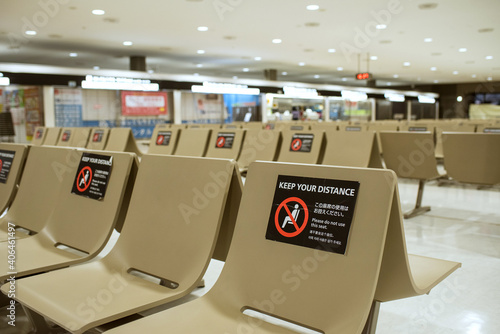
top-left (0, 150), bottom-right (15, 184)
top-left (346, 126), bottom-right (362, 131)
top-left (71, 153), bottom-right (113, 200)
top-left (156, 131), bottom-right (172, 146)
top-left (265, 175), bottom-right (360, 255)
top-left (483, 128), bottom-right (500, 133)
top-left (61, 130), bottom-right (71, 142)
top-left (35, 128), bottom-right (44, 139)
top-left (215, 132), bottom-right (235, 149)
top-left (289, 134), bottom-right (314, 153)
top-left (408, 127), bottom-right (427, 132)
top-left (92, 130), bottom-right (104, 142)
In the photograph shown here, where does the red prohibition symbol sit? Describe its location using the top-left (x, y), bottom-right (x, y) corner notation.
top-left (275, 197), bottom-right (309, 238)
top-left (0, 159), bottom-right (3, 170)
top-left (216, 136), bottom-right (226, 148)
top-left (76, 166), bottom-right (92, 192)
top-left (291, 138), bottom-right (302, 151)
top-left (93, 133), bottom-right (100, 142)
top-left (156, 135), bottom-right (164, 145)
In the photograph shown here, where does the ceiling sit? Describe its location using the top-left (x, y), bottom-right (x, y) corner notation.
top-left (0, 0), bottom-right (499, 88)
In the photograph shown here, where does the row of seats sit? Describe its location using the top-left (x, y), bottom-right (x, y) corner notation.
top-left (0, 145), bottom-right (460, 333)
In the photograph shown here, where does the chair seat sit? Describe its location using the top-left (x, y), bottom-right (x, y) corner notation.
top-left (408, 254), bottom-right (461, 292)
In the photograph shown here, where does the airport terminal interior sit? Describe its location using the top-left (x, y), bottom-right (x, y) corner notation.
top-left (0, 0), bottom-right (499, 333)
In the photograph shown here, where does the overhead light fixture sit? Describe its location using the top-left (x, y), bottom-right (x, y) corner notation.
top-left (472, 74), bottom-right (477, 78)
top-left (0, 77), bottom-right (10, 86)
top-left (487, 76), bottom-right (493, 81)
top-left (433, 80), bottom-right (439, 83)
top-left (193, 73), bottom-right (200, 76)
top-left (191, 82), bottom-right (260, 95)
top-left (457, 96), bottom-right (463, 102)
top-left (376, 24), bottom-right (387, 30)
top-left (233, 76), bottom-right (238, 79)
top-left (328, 48), bottom-right (336, 53)
top-left (341, 90), bottom-right (367, 101)
top-left (92, 9), bottom-right (105, 15)
top-left (197, 49), bottom-right (205, 54)
top-left (485, 55), bottom-right (493, 60)
top-left (424, 37), bottom-right (433, 42)
top-left (272, 39), bottom-right (282, 44)
top-left (298, 62), bottom-right (306, 66)
top-left (242, 68), bottom-right (250, 72)
top-left (254, 56), bottom-right (262, 61)
top-left (123, 41), bottom-right (133, 46)
top-left (341, 78), bottom-right (348, 81)
top-left (384, 93), bottom-right (405, 102)
top-left (403, 62), bottom-right (411, 66)
top-left (93, 66), bottom-right (100, 70)
top-left (370, 56), bottom-right (378, 60)
top-left (196, 64), bottom-right (203, 68)
top-left (458, 48), bottom-right (467, 52)
top-left (453, 71), bottom-right (459, 75)
top-left (418, 95), bottom-right (436, 103)
top-left (197, 26), bottom-right (208, 31)
top-left (81, 75), bottom-right (159, 91)
top-left (281, 72), bottom-right (288, 76)
top-left (306, 5), bottom-right (320, 10)
top-left (393, 74), bottom-right (399, 78)
top-left (283, 86), bottom-right (318, 98)
top-left (69, 53), bottom-right (78, 57)
top-left (25, 30), bottom-right (37, 36)
top-left (337, 67), bottom-right (344, 71)
top-left (314, 75), bottom-right (320, 79)
top-left (430, 67), bottom-right (437, 71)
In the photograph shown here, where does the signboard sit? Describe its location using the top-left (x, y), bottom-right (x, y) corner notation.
top-left (71, 153), bottom-right (113, 200)
top-left (121, 91), bottom-right (168, 116)
top-left (345, 126), bottom-right (362, 131)
top-left (483, 128), bottom-right (500, 133)
top-left (0, 150), bottom-right (15, 184)
top-left (54, 88), bottom-right (83, 127)
top-left (266, 175), bottom-right (360, 255)
top-left (356, 72), bottom-right (372, 80)
top-left (92, 130), bottom-right (104, 142)
top-left (215, 132), bottom-right (235, 149)
top-left (408, 127), bottom-right (427, 132)
top-left (156, 131), bottom-right (172, 146)
top-left (61, 130), bottom-right (71, 142)
top-left (289, 134), bottom-right (314, 153)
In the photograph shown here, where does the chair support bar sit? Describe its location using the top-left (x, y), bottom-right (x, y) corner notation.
top-left (404, 179), bottom-right (431, 219)
top-left (361, 301), bottom-right (380, 334)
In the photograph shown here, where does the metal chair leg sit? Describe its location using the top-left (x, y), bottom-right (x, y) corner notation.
top-left (404, 179), bottom-right (431, 219)
top-left (362, 301), bottom-right (381, 334)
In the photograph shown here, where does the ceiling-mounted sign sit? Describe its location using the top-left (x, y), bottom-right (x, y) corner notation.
top-left (265, 175), bottom-right (360, 255)
top-left (356, 72), bottom-right (372, 80)
top-left (121, 91), bottom-right (168, 116)
top-left (71, 153), bottom-right (113, 201)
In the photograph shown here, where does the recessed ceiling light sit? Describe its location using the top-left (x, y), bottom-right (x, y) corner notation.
top-left (196, 64), bottom-right (203, 68)
top-left (341, 78), bottom-right (348, 81)
top-left (430, 67), bottom-right (437, 71)
top-left (453, 71), bottom-right (459, 75)
top-left (393, 74), bottom-right (399, 78)
top-left (314, 75), bottom-right (320, 79)
top-left (337, 67), bottom-right (343, 71)
top-left (387, 82), bottom-right (392, 86)
top-left (370, 56), bottom-right (378, 60)
top-left (193, 73), bottom-right (199, 76)
top-left (418, 3), bottom-right (438, 10)
top-left (147, 70), bottom-right (154, 74)
top-left (242, 68), bottom-right (249, 72)
top-left (93, 66), bottom-right (100, 70)
top-left (403, 62), bottom-right (411, 66)
top-left (233, 76), bottom-right (238, 79)
top-left (306, 5), bottom-right (320, 11)
top-left (123, 41), bottom-right (133, 46)
top-left (254, 56), bottom-right (262, 61)
top-left (458, 48), bottom-right (467, 52)
top-left (376, 24), bottom-right (387, 30)
top-left (457, 96), bottom-right (463, 102)
top-left (328, 48), bottom-right (336, 53)
top-left (25, 30), bottom-right (37, 36)
top-left (197, 26), bottom-right (208, 32)
top-left (434, 80), bottom-right (439, 83)
top-left (197, 50), bottom-right (205, 54)
top-left (485, 55), bottom-right (493, 60)
top-left (298, 62), bottom-right (306, 66)
top-left (92, 9), bottom-right (105, 15)
top-left (471, 74), bottom-right (477, 78)
top-left (272, 38), bottom-right (282, 44)
top-left (424, 37), bottom-right (433, 42)
top-left (69, 53), bottom-right (78, 57)
top-left (487, 76), bottom-right (493, 81)
top-left (281, 72), bottom-right (288, 75)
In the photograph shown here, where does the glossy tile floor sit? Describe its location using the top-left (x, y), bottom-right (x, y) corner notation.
top-left (1, 178), bottom-right (499, 333)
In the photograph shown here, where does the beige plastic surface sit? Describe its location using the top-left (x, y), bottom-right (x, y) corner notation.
top-left (174, 128), bottom-right (211, 157)
top-left (147, 125), bottom-right (180, 155)
top-left (434, 123), bottom-right (476, 158)
top-left (106, 161), bottom-right (397, 334)
top-left (442, 132), bottom-right (500, 185)
top-left (42, 127), bottom-right (62, 146)
top-left (380, 132), bottom-right (441, 180)
top-left (0, 144), bottom-right (29, 216)
top-left (277, 130), bottom-right (325, 164)
top-left (0, 146), bottom-right (73, 242)
top-left (205, 129), bottom-right (246, 160)
top-left (237, 129), bottom-right (281, 171)
top-left (0, 149), bottom-right (135, 281)
top-left (6, 155), bottom-right (240, 333)
top-left (105, 128), bottom-right (143, 157)
top-left (310, 122), bottom-right (338, 132)
top-left (375, 188), bottom-right (461, 301)
top-left (31, 127), bottom-right (46, 145)
top-left (86, 128), bottom-right (110, 150)
top-left (57, 127), bottom-right (91, 147)
top-left (241, 122), bottom-right (264, 130)
top-left (367, 122), bottom-right (399, 154)
top-left (322, 131), bottom-right (383, 168)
